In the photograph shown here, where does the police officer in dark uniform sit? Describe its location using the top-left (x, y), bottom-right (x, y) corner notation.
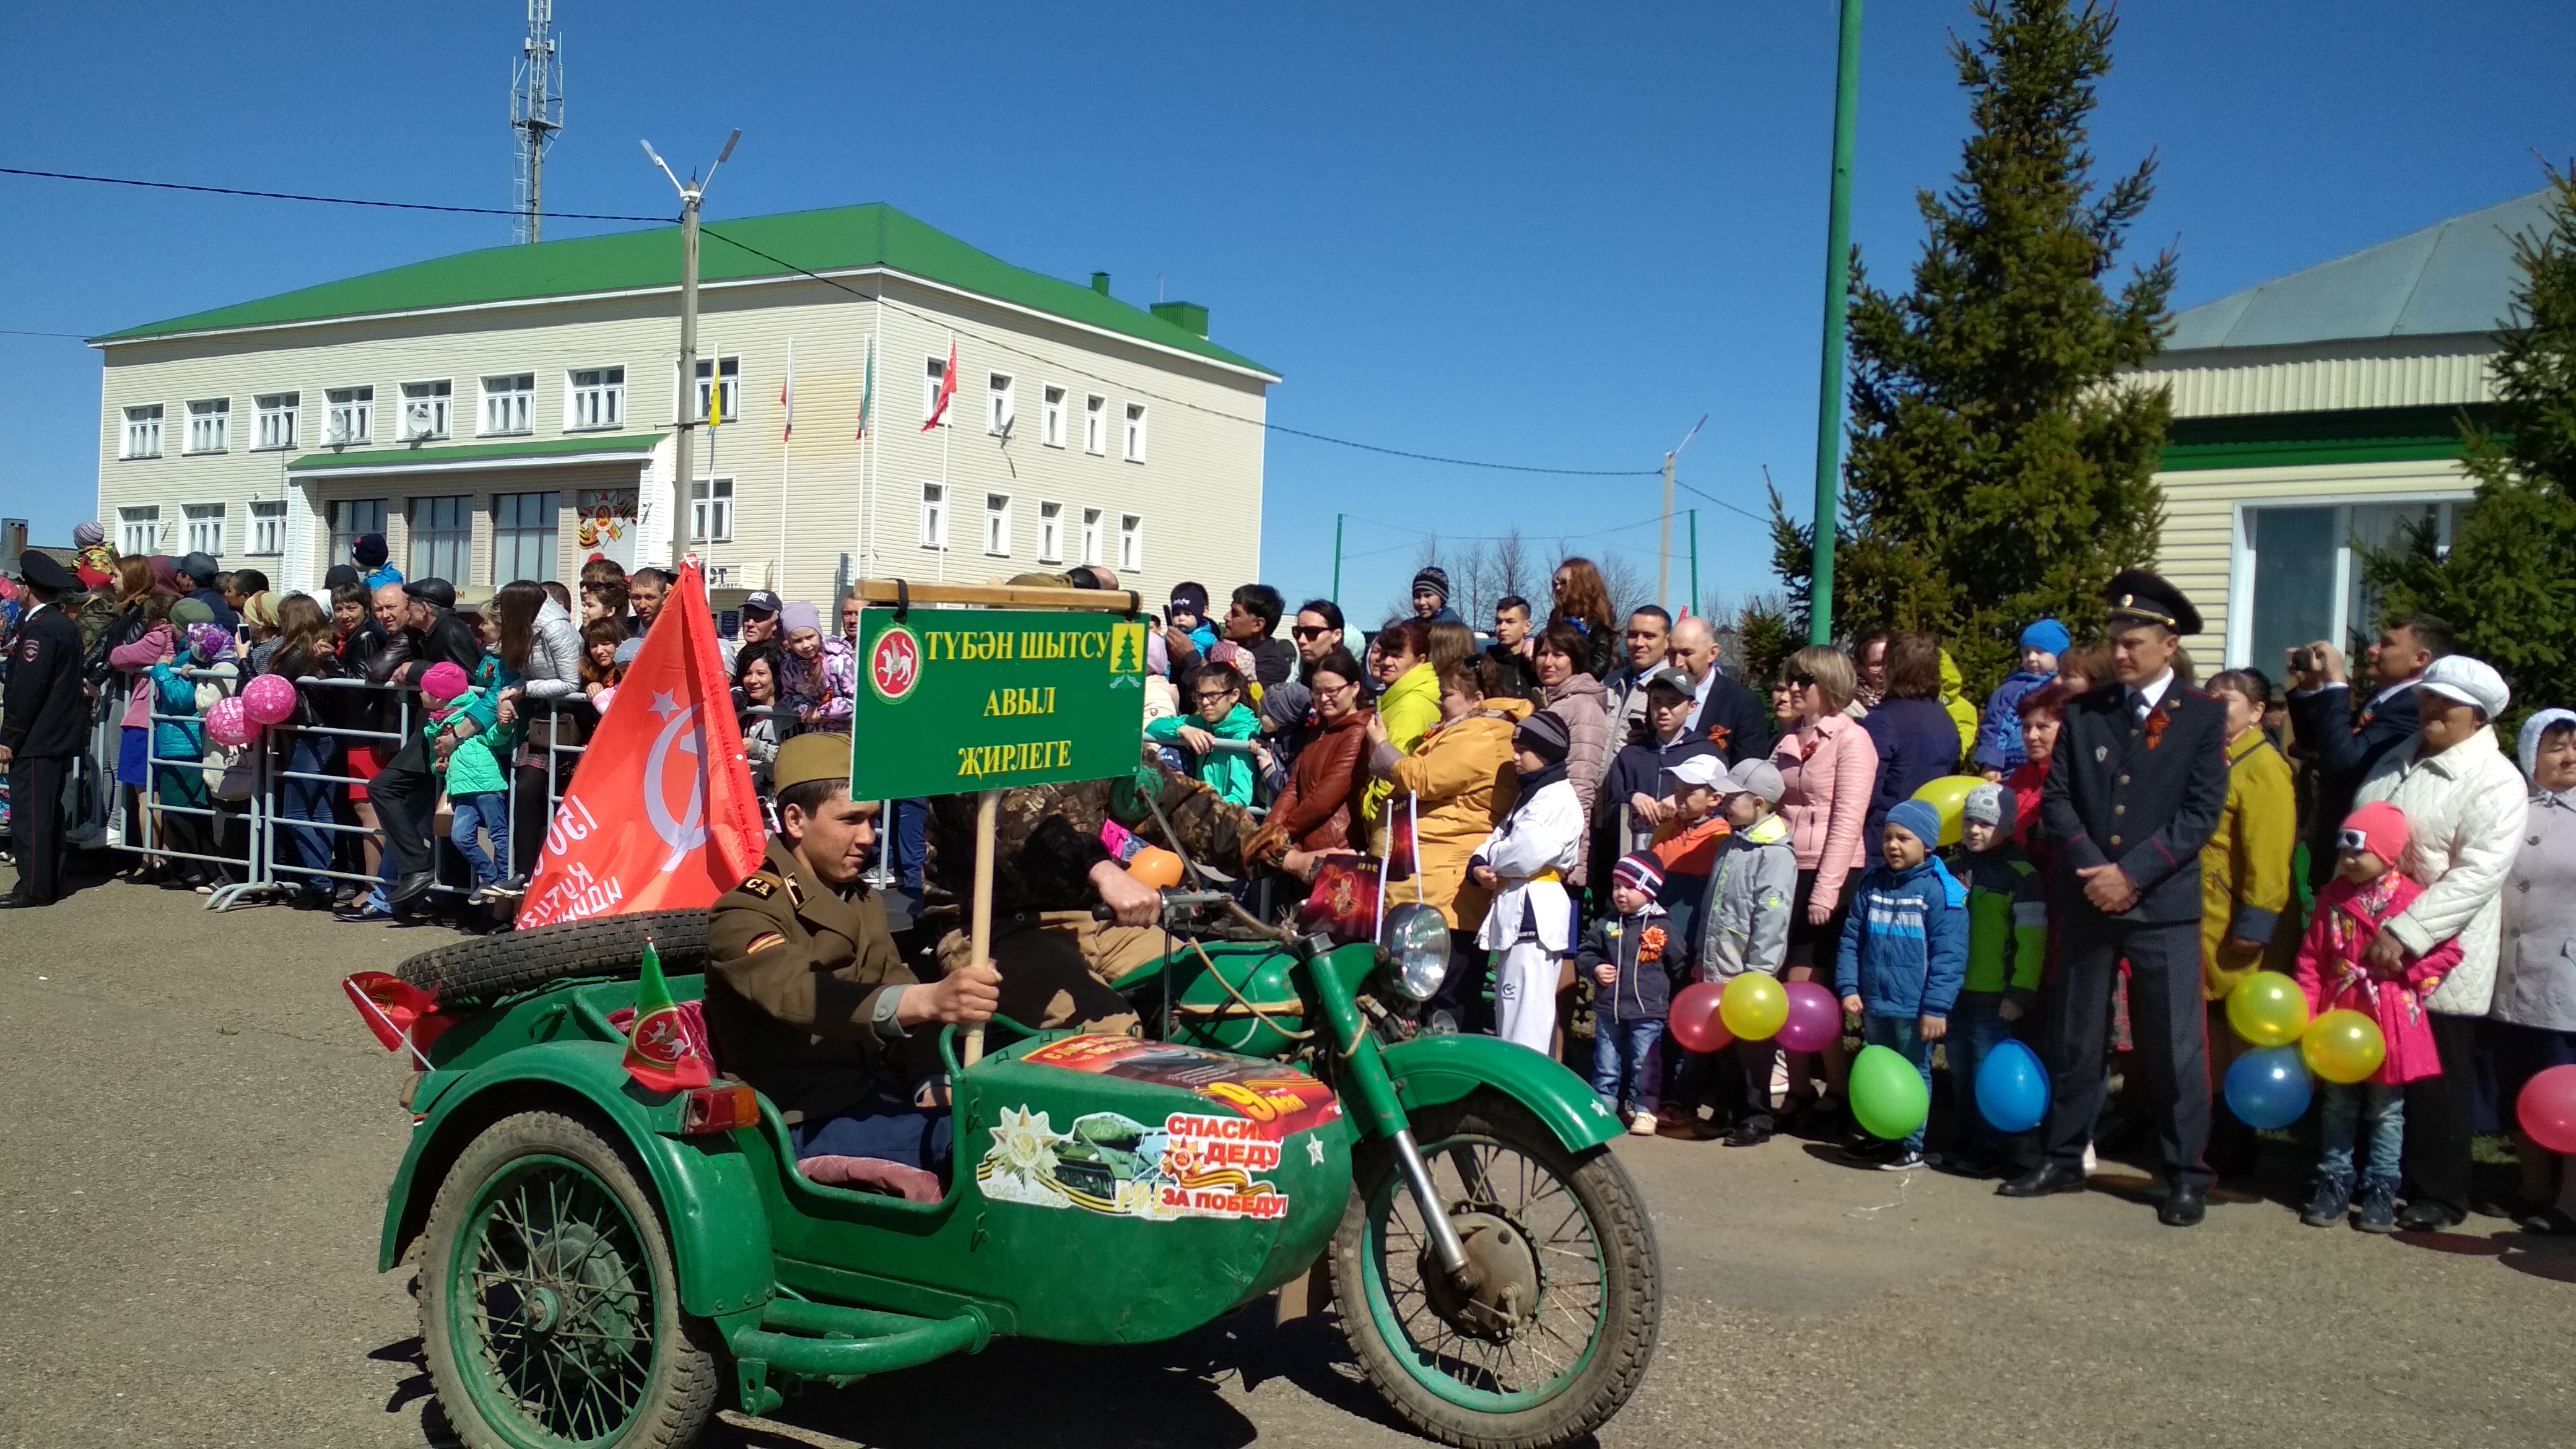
top-left (704, 734), bottom-right (1002, 1168)
top-left (2, 552), bottom-right (92, 908)
top-left (2002, 570), bottom-right (2232, 1225)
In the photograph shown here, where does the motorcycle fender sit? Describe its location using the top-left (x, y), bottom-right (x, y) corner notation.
top-left (1378, 1033), bottom-right (1624, 1152)
top-left (380, 1040), bottom-right (775, 1320)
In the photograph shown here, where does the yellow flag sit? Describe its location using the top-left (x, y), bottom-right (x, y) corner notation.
top-left (707, 373), bottom-right (723, 429)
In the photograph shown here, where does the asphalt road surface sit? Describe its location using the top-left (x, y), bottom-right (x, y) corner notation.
top-left (5, 874), bottom-right (2575, 1448)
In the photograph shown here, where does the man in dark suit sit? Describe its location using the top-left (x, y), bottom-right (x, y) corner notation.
top-left (2285, 613), bottom-right (2448, 889)
top-left (2, 552), bottom-right (93, 908)
top-left (2003, 571), bottom-right (2233, 1226)
top-left (364, 578), bottom-right (487, 909)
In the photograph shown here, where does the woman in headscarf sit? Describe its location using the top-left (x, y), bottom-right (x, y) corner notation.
top-left (2494, 707), bottom-right (2576, 1232)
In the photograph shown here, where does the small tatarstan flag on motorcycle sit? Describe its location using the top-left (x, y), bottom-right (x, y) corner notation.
top-left (622, 940), bottom-right (711, 1093)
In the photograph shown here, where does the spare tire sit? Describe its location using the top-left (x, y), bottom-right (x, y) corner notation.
top-left (395, 910), bottom-right (711, 1007)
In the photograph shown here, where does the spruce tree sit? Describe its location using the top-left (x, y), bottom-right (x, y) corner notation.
top-left (2362, 167), bottom-right (2576, 729)
top-left (1771, 0), bottom-right (2175, 698)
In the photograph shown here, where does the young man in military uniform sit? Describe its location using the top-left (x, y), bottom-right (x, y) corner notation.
top-left (705, 734), bottom-right (1002, 1168)
top-left (2, 552), bottom-right (92, 908)
top-left (2003, 570), bottom-right (2233, 1227)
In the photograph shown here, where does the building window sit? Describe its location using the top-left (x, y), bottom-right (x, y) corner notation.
top-left (691, 477), bottom-right (735, 544)
top-left (248, 499), bottom-right (287, 555)
top-left (1123, 403), bottom-right (1147, 463)
top-left (1084, 394), bottom-right (1106, 455)
top-left (183, 502), bottom-right (226, 557)
top-left (983, 493), bottom-right (1012, 557)
top-left (255, 393), bottom-right (298, 451)
top-left (121, 404), bottom-right (163, 459)
top-left (924, 355), bottom-right (948, 422)
top-left (1038, 500), bottom-right (1064, 563)
top-left (408, 495), bottom-right (472, 582)
top-left (988, 374), bottom-right (1015, 437)
top-left (493, 492), bottom-right (558, 582)
top-left (185, 399), bottom-right (231, 454)
top-left (480, 373), bottom-right (535, 435)
top-left (920, 484), bottom-right (949, 549)
top-left (331, 498), bottom-right (388, 568)
top-left (1119, 513), bottom-right (1144, 570)
top-left (326, 386), bottom-right (372, 445)
top-left (400, 381), bottom-right (452, 441)
top-left (2232, 498), bottom-right (2468, 669)
top-left (1081, 507), bottom-right (1103, 566)
top-left (1042, 387), bottom-right (1065, 448)
top-left (118, 505), bottom-right (160, 556)
top-left (568, 367), bottom-right (624, 430)
top-left (690, 357), bottom-right (740, 424)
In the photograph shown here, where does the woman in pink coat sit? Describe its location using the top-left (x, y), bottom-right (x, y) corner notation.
top-left (2292, 801), bottom-right (2461, 1233)
top-left (1766, 645), bottom-right (1879, 1131)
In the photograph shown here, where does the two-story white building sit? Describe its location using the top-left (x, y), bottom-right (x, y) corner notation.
top-left (90, 203), bottom-right (1277, 612)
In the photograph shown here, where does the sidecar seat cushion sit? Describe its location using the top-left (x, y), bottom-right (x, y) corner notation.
top-left (796, 1155), bottom-right (943, 1203)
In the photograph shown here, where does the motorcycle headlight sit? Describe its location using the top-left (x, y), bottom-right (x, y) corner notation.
top-left (1380, 903), bottom-right (1453, 1002)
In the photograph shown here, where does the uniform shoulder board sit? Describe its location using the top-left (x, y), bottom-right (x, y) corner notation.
top-left (738, 872), bottom-right (783, 900)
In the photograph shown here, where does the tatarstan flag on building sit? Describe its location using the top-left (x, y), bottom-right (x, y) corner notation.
top-left (516, 562), bottom-right (766, 929)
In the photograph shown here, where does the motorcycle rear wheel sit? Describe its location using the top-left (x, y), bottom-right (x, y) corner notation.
top-left (1329, 1092), bottom-right (1659, 1449)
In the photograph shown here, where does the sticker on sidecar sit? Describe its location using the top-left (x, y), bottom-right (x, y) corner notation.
top-left (977, 1105), bottom-right (1293, 1222)
top-left (1014, 1036), bottom-right (1343, 1138)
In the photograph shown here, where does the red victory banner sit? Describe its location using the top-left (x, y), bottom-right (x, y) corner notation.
top-left (518, 562), bottom-right (767, 928)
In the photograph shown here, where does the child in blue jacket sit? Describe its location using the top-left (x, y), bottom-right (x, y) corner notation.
top-left (1835, 798), bottom-right (1969, 1170)
top-left (1971, 619), bottom-right (2068, 775)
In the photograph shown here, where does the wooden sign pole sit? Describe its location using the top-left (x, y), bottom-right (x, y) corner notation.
top-left (960, 787), bottom-right (1000, 1066)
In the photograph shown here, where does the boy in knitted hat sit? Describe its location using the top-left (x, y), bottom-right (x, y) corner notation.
top-left (1835, 798), bottom-right (1970, 1170)
top-left (1469, 709), bottom-right (1586, 1053)
top-left (1580, 853), bottom-right (1684, 1134)
top-left (1938, 781), bottom-right (2048, 1176)
top-left (1973, 618), bottom-right (2071, 777)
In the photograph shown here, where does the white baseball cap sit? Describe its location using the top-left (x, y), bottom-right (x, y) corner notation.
top-left (1664, 754), bottom-right (1728, 790)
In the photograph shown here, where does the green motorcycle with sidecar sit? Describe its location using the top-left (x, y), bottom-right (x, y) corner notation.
top-left (380, 894), bottom-right (1659, 1449)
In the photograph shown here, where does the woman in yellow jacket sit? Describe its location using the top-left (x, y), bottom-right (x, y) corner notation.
top-left (1362, 619), bottom-right (1442, 850)
top-left (2201, 669), bottom-right (2300, 1172)
top-left (1365, 657), bottom-right (1530, 938)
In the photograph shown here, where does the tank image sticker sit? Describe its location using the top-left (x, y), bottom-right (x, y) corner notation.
top-left (1016, 1036), bottom-right (1343, 1138)
top-left (975, 1105), bottom-right (1294, 1222)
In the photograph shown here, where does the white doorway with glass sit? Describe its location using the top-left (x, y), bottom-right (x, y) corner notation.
top-left (2226, 494), bottom-right (2469, 675)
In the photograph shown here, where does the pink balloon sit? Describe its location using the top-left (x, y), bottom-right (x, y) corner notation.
top-left (1777, 979), bottom-right (1843, 1053)
top-left (205, 695), bottom-right (258, 749)
top-left (1668, 981), bottom-right (1734, 1055)
top-left (2519, 1064), bottom-right (2576, 1155)
top-left (241, 672), bottom-right (297, 726)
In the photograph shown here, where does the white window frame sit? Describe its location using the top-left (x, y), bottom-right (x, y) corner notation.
top-left (920, 483), bottom-right (949, 549)
top-left (479, 373), bottom-right (535, 436)
top-left (923, 355), bottom-right (949, 424)
top-left (400, 380), bottom-right (453, 441)
top-left (1123, 403), bottom-right (1148, 463)
top-left (567, 367), bottom-right (625, 430)
top-left (2222, 491), bottom-right (2473, 668)
top-left (1083, 394), bottom-right (1106, 455)
top-left (1118, 513), bottom-right (1144, 570)
top-left (1080, 507), bottom-right (1103, 566)
top-left (248, 498), bottom-right (287, 555)
top-left (688, 357), bottom-right (741, 424)
top-left (988, 373), bottom-right (1015, 437)
top-left (1037, 500), bottom-right (1064, 564)
top-left (181, 501), bottom-right (226, 557)
top-left (118, 505), bottom-right (160, 556)
top-left (121, 404), bottom-right (164, 459)
top-left (185, 398), bottom-right (230, 455)
top-left (691, 476), bottom-right (736, 544)
top-left (983, 492), bottom-right (1013, 557)
top-left (1041, 386), bottom-right (1066, 448)
top-left (254, 393), bottom-right (298, 451)
top-left (325, 386), bottom-right (372, 445)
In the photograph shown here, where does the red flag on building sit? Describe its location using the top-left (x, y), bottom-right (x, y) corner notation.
top-left (516, 562), bottom-right (767, 929)
top-left (920, 336), bottom-right (957, 432)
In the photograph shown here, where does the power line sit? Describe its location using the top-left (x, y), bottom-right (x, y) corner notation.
top-left (0, 328), bottom-right (87, 339)
top-left (1674, 477), bottom-right (1772, 526)
top-left (697, 225), bottom-right (1664, 480)
top-left (0, 166), bottom-right (668, 224)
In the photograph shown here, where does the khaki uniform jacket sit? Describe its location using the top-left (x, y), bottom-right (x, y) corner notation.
top-left (705, 838), bottom-right (923, 1123)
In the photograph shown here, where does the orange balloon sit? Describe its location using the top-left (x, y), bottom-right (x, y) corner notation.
top-left (1127, 846), bottom-right (1184, 889)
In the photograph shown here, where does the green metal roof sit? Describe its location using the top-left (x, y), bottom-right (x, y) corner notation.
top-left (97, 204), bottom-right (1274, 376)
top-left (287, 433), bottom-right (667, 472)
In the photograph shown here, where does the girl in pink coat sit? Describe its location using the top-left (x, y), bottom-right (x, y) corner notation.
top-left (2292, 801), bottom-right (2461, 1232)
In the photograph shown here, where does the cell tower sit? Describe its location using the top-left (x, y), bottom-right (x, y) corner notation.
top-left (510, 1), bottom-right (564, 244)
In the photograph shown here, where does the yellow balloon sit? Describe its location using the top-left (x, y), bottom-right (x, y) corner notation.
top-left (2301, 1008), bottom-right (2387, 1085)
top-left (2226, 971), bottom-right (2311, 1048)
top-left (1908, 775), bottom-right (1984, 847)
top-left (1719, 973), bottom-right (1790, 1042)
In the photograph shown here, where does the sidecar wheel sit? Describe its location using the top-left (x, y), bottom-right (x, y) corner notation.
top-left (1329, 1092), bottom-right (1660, 1449)
top-left (419, 1111), bottom-right (723, 1449)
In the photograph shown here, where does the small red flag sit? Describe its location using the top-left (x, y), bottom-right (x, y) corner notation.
top-left (920, 337), bottom-right (957, 432)
top-left (344, 972), bottom-right (451, 1063)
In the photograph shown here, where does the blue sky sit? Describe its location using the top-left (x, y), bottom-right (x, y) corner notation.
top-left (4, 1), bottom-right (2570, 620)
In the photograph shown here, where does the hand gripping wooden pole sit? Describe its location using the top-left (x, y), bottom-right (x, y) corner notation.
top-left (960, 787), bottom-right (999, 1066)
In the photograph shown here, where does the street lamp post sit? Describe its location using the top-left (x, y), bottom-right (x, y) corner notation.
top-left (1809, 0), bottom-right (1863, 645)
top-left (643, 129), bottom-right (741, 571)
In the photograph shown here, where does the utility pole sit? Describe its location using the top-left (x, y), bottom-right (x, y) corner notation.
top-left (1810, 0), bottom-right (1863, 645)
top-left (1688, 508), bottom-right (1699, 620)
top-left (1657, 415), bottom-right (1707, 616)
top-left (510, 1), bottom-right (564, 245)
top-left (643, 130), bottom-right (741, 570)
top-left (1331, 512), bottom-right (1344, 601)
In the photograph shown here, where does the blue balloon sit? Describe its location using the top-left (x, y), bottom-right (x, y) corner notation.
top-left (2224, 1046), bottom-right (2313, 1131)
top-left (1974, 1038), bottom-right (2050, 1135)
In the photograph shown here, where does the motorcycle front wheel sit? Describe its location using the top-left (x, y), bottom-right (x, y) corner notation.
top-left (1329, 1092), bottom-right (1660, 1449)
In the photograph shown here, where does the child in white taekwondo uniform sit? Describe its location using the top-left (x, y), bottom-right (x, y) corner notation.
top-left (1470, 709), bottom-right (1586, 1052)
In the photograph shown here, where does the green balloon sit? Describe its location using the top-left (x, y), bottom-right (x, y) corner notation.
top-left (1849, 1043), bottom-right (1931, 1141)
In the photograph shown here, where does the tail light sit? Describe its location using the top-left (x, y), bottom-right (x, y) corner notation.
top-left (681, 1084), bottom-right (761, 1135)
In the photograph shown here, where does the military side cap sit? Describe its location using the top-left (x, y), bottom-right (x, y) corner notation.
top-left (17, 550), bottom-right (79, 593)
top-left (772, 733), bottom-right (853, 796)
top-left (2104, 568), bottom-right (2201, 637)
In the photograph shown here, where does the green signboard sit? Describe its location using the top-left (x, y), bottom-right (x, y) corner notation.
top-left (846, 607), bottom-right (1149, 801)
